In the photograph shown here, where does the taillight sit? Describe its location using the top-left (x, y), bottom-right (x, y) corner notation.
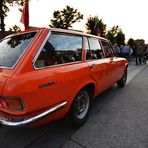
top-left (0, 96), bottom-right (25, 112)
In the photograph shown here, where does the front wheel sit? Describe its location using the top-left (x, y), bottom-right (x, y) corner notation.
top-left (67, 89), bottom-right (91, 127)
top-left (117, 69), bottom-right (127, 87)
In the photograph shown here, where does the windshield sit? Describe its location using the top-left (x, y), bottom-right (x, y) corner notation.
top-left (0, 32), bottom-right (37, 69)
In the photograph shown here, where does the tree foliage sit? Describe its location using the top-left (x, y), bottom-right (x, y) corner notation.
top-left (9, 25), bottom-right (21, 33)
top-left (106, 25), bottom-right (125, 46)
top-left (0, 0), bottom-right (24, 37)
top-left (134, 39), bottom-right (145, 45)
top-left (49, 5), bottom-right (83, 29)
top-left (86, 16), bottom-right (106, 37)
top-left (116, 31), bottom-right (125, 46)
top-left (127, 38), bottom-right (135, 48)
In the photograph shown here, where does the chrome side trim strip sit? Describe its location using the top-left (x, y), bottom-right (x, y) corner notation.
top-left (0, 101), bottom-right (67, 127)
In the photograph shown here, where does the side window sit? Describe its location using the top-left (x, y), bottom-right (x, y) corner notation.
top-left (101, 41), bottom-right (113, 57)
top-left (86, 37), bottom-right (103, 60)
top-left (34, 33), bottom-right (82, 68)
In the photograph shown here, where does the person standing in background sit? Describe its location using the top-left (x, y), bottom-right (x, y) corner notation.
top-left (135, 44), bottom-right (142, 65)
top-left (121, 44), bottom-right (131, 61)
top-left (114, 44), bottom-right (121, 57)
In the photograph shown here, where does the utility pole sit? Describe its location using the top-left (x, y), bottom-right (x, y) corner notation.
top-left (0, 0), bottom-right (5, 38)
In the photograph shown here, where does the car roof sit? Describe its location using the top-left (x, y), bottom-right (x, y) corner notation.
top-left (47, 28), bottom-right (108, 41)
top-left (6, 27), bottom-right (108, 42)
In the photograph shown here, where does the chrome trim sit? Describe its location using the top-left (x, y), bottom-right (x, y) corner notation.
top-left (3, 30), bottom-right (39, 40)
top-left (0, 101), bottom-right (67, 127)
top-left (32, 31), bottom-right (51, 67)
top-left (34, 61), bottom-right (82, 70)
top-left (0, 31), bottom-right (38, 70)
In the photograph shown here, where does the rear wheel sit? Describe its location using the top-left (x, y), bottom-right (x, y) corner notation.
top-left (68, 89), bottom-right (91, 127)
top-left (117, 69), bottom-right (127, 87)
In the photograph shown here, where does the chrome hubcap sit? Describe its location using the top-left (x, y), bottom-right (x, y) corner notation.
top-left (75, 90), bottom-right (89, 119)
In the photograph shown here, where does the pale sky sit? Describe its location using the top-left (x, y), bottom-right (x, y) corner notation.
top-left (5, 0), bottom-right (148, 43)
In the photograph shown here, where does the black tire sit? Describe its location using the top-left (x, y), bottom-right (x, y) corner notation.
top-left (67, 88), bottom-right (91, 127)
top-left (117, 68), bottom-right (127, 87)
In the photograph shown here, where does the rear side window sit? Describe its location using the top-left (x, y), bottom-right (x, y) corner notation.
top-left (86, 37), bottom-right (104, 60)
top-left (35, 33), bottom-right (82, 68)
top-left (0, 32), bottom-right (37, 69)
top-left (101, 41), bottom-right (114, 57)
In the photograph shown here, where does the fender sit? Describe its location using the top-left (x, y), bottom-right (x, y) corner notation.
top-left (67, 78), bottom-right (97, 110)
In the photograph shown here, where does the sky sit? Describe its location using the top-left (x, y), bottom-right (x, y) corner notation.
top-left (5, 0), bottom-right (148, 43)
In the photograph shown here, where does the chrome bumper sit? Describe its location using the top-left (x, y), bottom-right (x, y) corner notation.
top-left (0, 101), bottom-right (67, 127)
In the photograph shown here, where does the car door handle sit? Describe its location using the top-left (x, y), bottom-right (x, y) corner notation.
top-left (39, 81), bottom-right (57, 89)
top-left (89, 64), bottom-right (96, 69)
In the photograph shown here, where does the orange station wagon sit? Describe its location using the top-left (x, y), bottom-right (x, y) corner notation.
top-left (0, 28), bottom-right (128, 127)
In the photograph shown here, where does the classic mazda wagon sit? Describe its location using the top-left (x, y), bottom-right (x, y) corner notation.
top-left (0, 28), bottom-right (128, 127)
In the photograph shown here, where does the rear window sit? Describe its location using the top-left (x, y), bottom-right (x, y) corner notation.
top-left (0, 32), bottom-right (37, 69)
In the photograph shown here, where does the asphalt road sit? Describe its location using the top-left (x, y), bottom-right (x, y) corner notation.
top-left (0, 62), bottom-right (148, 148)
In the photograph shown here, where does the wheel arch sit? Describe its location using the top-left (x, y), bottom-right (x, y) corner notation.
top-left (125, 63), bottom-right (128, 71)
top-left (83, 83), bottom-right (96, 99)
top-left (68, 81), bottom-right (96, 109)
top-left (65, 82), bottom-right (96, 126)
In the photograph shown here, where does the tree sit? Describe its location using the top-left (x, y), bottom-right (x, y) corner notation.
top-left (116, 31), bottom-right (125, 46)
top-left (9, 25), bottom-right (21, 33)
top-left (135, 39), bottom-right (145, 45)
top-left (106, 31), bottom-right (115, 44)
top-left (127, 38), bottom-right (135, 48)
top-left (106, 25), bottom-right (120, 44)
top-left (86, 16), bottom-right (107, 37)
top-left (0, 0), bottom-right (24, 37)
top-left (49, 5), bottom-right (83, 29)
top-left (106, 25), bottom-right (125, 46)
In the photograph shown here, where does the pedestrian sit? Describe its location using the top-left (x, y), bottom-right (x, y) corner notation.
top-left (114, 43), bottom-right (121, 57)
top-left (120, 45), bottom-right (123, 57)
top-left (141, 45), bottom-right (147, 64)
top-left (121, 44), bottom-right (132, 61)
top-left (135, 44), bottom-right (142, 65)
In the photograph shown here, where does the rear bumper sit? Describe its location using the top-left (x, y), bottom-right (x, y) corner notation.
top-left (0, 101), bottom-right (67, 127)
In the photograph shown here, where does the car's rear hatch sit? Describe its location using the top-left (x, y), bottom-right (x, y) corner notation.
top-left (0, 31), bottom-right (39, 95)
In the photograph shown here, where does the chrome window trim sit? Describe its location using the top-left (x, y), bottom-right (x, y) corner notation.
top-left (32, 31), bottom-right (51, 69)
top-left (85, 58), bottom-right (104, 62)
top-left (0, 31), bottom-right (38, 70)
top-left (34, 61), bottom-right (82, 70)
top-left (33, 31), bottom-right (83, 70)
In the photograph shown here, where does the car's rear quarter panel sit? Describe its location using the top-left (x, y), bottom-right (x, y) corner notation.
top-left (3, 62), bottom-right (96, 123)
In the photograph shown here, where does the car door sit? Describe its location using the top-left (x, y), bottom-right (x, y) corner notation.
top-left (31, 32), bottom-right (90, 112)
top-left (100, 40), bottom-right (118, 85)
top-left (85, 37), bottom-right (111, 94)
